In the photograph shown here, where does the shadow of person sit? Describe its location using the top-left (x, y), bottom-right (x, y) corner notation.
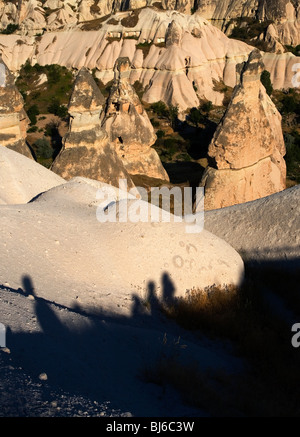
top-left (161, 272), bottom-right (176, 307)
top-left (22, 275), bottom-right (66, 337)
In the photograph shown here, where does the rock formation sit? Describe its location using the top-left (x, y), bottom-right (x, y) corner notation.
top-left (0, 8), bottom-right (298, 111)
top-left (102, 57), bottom-right (169, 181)
top-left (205, 183), bottom-right (300, 264)
top-left (200, 49), bottom-right (286, 210)
top-left (0, 1), bottom-right (299, 45)
top-left (51, 67), bottom-right (135, 189)
top-left (0, 146), bottom-right (64, 204)
top-left (0, 58), bottom-right (33, 159)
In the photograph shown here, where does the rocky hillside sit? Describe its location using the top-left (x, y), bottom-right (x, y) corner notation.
top-left (0, 0), bottom-right (299, 47)
top-left (0, 7), bottom-right (298, 113)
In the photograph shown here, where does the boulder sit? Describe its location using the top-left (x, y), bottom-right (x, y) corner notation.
top-left (200, 49), bottom-right (286, 210)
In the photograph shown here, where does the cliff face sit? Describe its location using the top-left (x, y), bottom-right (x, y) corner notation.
top-left (0, 59), bottom-right (33, 159)
top-left (51, 68), bottom-right (135, 189)
top-left (0, 8), bottom-right (297, 114)
top-left (102, 57), bottom-right (169, 181)
top-left (200, 49), bottom-right (286, 210)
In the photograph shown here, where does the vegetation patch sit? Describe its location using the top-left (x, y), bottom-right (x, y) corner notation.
top-left (272, 88), bottom-right (300, 184)
top-left (285, 44), bottom-right (300, 56)
top-left (121, 10), bottom-right (141, 28)
top-left (0, 23), bottom-right (19, 34)
top-left (228, 18), bottom-right (273, 50)
top-left (144, 264), bottom-right (300, 416)
top-left (136, 41), bottom-right (153, 58)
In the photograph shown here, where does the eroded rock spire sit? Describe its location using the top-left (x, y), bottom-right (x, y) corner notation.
top-left (102, 57), bottom-right (169, 182)
top-left (200, 49), bottom-right (286, 210)
top-left (51, 67), bottom-right (135, 189)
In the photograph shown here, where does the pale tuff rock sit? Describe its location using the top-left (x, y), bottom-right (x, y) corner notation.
top-left (260, 23), bottom-right (285, 54)
top-left (51, 67), bottom-right (135, 189)
top-left (0, 146), bottom-right (64, 204)
top-left (200, 49), bottom-right (286, 210)
top-left (0, 8), bottom-right (297, 111)
top-left (102, 57), bottom-right (169, 181)
top-left (0, 59), bottom-right (33, 159)
top-left (0, 8), bottom-right (253, 111)
top-left (193, 0), bottom-right (300, 46)
top-left (0, 1), bottom-right (18, 29)
top-left (0, 173), bottom-right (245, 308)
top-left (0, 1), bottom-right (299, 46)
top-left (46, 4), bottom-right (77, 31)
top-left (18, 0), bottom-right (46, 35)
top-left (205, 184), bottom-right (300, 263)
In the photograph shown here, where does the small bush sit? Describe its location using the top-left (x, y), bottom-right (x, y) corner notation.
top-left (280, 95), bottom-right (299, 114)
top-left (200, 100), bottom-right (213, 114)
top-left (188, 107), bottom-right (204, 127)
top-left (151, 101), bottom-right (169, 118)
top-left (156, 130), bottom-right (165, 139)
top-left (1, 24), bottom-right (19, 35)
top-left (33, 137), bottom-right (53, 159)
top-left (48, 99), bottom-right (68, 118)
top-left (150, 118), bottom-right (159, 128)
top-left (27, 126), bottom-right (38, 133)
top-left (27, 104), bottom-right (40, 125)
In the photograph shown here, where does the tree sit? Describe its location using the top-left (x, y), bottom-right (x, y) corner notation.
top-left (48, 99), bottom-right (68, 118)
top-left (27, 104), bottom-right (40, 125)
top-left (168, 104), bottom-right (179, 130)
top-left (200, 100), bottom-right (213, 114)
top-left (261, 70), bottom-right (273, 96)
top-left (34, 138), bottom-right (52, 159)
top-left (189, 107), bottom-right (203, 127)
top-left (151, 101), bottom-right (169, 118)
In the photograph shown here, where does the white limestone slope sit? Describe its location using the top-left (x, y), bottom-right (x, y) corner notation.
top-left (0, 146), bottom-right (64, 205)
top-left (204, 185), bottom-right (300, 263)
top-left (0, 149), bottom-right (244, 317)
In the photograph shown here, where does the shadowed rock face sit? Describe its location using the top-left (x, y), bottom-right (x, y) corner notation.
top-left (200, 49), bottom-right (286, 210)
top-left (102, 57), bottom-right (169, 182)
top-left (0, 59), bottom-right (33, 159)
top-left (51, 67), bottom-right (135, 189)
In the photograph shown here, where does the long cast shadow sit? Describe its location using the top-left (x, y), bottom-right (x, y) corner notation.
top-left (1, 272), bottom-right (178, 417)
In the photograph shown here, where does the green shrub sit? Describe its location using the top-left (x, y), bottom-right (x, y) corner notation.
top-left (150, 118), bottom-right (159, 128)
top-left (189, 107), bottom-right (204, 127)
top-left (169, 104), bottom-right (179, 129)
top-left (151, 101), bottom-right (169, 118)
top-left (27, 104), bottom-right (40, 125)
top-left (34, 137), bottom-right (53, 159)
top-left (1, 24), bottom-right (19, 35)
top-left (200, 101), bottom-right (213, 114)
top-left (156, 130), bottom-right (165, 139)
top-left (48, 99), bottom-right (68, 118)
top-left (27, 126), bottom-right (38, 133)
top-left (280, 95), bottom-right (299, 114)
top-left (284, 132), bottom-right (300, 182)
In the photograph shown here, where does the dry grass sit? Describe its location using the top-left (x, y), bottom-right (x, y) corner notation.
top-left (144, 268), bottom-right (300, 416)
